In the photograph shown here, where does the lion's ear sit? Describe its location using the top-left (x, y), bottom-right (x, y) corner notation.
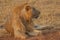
top-left (25, 6), bottom-right (31, 11)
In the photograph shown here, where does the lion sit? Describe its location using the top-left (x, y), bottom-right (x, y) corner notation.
top-left (3, 3), bottom-right (40, 39)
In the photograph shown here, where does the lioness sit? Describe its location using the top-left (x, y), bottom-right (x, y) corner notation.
top-left (3, 3), bottom-right (40, 39)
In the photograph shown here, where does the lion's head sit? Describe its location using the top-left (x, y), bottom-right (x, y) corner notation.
top-left (20, 4), bottom-right (40, 23)
top-left (11, 3), bottom-right (40, 38)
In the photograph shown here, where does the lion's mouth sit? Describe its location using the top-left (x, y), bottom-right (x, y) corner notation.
top-left (33, 11), bottom-right (40, 19)
top-left (34, 16), bottom-right (39, 18)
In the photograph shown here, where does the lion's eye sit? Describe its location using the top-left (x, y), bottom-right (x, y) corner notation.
top-left (25, 6), bottom-right (31, 11)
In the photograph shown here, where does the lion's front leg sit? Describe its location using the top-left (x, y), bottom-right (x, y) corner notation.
top-left (12, 19), bottom-right (27, 39)
top-left (13, 26), bottom-right (27, 39)
top-left (14, 29), bottom-right (27, 39)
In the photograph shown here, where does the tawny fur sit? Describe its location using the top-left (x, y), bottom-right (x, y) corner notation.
top-left (3, 3), bottom-right (40, 39)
